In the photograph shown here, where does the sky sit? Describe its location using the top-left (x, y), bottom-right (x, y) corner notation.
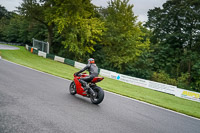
top-left (0, 0), bottom-right (166, 22)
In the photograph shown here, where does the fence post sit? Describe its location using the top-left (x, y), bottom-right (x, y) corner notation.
top-left (47, 42), bottom-right (49, 54)
top-left (32, 38), bottom-right (35, 47)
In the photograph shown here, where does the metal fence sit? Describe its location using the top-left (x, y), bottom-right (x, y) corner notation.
top-left (32, 38), bottom-right (49, 53)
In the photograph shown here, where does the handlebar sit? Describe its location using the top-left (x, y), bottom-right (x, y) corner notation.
top-left (74, 72), bottom-right (88, 77)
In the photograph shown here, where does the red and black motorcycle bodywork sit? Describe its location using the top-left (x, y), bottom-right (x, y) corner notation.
top-left (69, 73), bottom-right (104, 104)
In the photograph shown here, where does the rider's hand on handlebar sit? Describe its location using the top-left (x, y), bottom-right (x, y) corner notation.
top-left (74, 72), bottom-right (78, 76)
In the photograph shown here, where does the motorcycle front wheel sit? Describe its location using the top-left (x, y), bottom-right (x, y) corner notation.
top-left (69, 81), bottom-right (76, 95)
top-left (90, 86), bottom-right (104, 104)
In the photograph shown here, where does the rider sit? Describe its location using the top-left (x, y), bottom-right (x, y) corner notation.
top-left (75, 58), bottom-right (99, 91)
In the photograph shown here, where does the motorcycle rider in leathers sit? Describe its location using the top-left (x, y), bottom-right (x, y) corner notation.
top-left (75, 58), bottom-right (99, 92)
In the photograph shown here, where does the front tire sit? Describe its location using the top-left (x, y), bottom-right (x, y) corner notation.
top-left (90, 86), bottom-right (104, 104)
top-left (69, 81), bottom-right (76, 95)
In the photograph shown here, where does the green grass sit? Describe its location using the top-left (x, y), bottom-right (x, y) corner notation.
top-left (1, 45), bottom-right (200, 119)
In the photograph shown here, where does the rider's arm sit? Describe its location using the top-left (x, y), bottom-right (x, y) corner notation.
top-left (76, 64), bottom-right (90, 75)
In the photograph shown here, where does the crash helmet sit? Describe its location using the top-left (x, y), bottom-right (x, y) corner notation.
top-left (88, 58), bottom-right (95, 64)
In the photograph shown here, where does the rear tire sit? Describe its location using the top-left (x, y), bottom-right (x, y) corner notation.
top-left (69, 81), bottom-right (76, 95)
top-left (90, 86), bottom-right (104, 104)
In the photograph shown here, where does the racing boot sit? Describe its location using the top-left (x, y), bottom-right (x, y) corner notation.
top-left (82, 83), bottom-right (90, 94)
top-left (84, 84), bottom-right (90, 92)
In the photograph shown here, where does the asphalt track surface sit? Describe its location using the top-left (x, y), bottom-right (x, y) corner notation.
top-left (0, 44), bottom-right (19, 50)
top-left (0, 59), bottom-right (200, 133)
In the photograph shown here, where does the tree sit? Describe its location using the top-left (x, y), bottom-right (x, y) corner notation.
top-left (52, 0), bottom-right (105, 60)
top-left (2, 13), bottom-right (20, 42)
top-left (1, 12), bottom-right (46, 44)
top-left (0, 5), bottom-right (12, 40)
top-left (18, 0), bottom-right (55, 50)
top-left (0, 5), bottom-right (11, 19)
top-left (102, 0), bottom-right (150, 72)
top-left (145, 0), bottom-right (200, 88)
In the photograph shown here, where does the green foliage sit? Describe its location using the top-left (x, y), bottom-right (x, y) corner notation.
top-left (1, 11), bottom-right (46, 44)
top-left (60, 18), bottom-right (104, 57)
top-left (151, 71), bottom-right (177, 86)
top-left (1, 14), bottom-right (23, 42)
top-left (0, 5), bottom-right (11, 40)
top-left (120, 25), bottom-right (154, 79)
top-left (102, 0), bottom-right (150, 71)
top-left (145, 0), bottom-right (200, 90)
top-left (191, 60), bottom-right (200, 92)
top-left (52, 0), bottom-right (105, 59)
top-left (0, 5), bottom-right (11, 19)
top-left (177, 73), bottom-right (190, 89)
top-left (125, 68), bottom-right (153, 80)
top-left (18, 0), bottom-right (55, 48)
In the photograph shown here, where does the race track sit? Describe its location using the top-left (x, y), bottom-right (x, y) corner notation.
top-left (0, 44), bottom-right (19, 50)
top-left (0, 59), bottom-right (200, 133)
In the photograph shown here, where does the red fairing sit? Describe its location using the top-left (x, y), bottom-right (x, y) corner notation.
top-left (70, 72), bottom-right (105, 104)
top-left (91, 77), bottom-right (104, 83)
top-left (74, 77), bottom-right (86, 96)
top-left (73, 74), bottom-right (88, 96)
top-left (73, 73), bottom-right (104, 96)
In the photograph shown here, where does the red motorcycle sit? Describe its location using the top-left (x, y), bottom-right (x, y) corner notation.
top-left (69, 73), bottom-right (104, 104)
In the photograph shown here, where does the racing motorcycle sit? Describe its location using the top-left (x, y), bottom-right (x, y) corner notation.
top-left (69, 73), bottom-right (104, 104)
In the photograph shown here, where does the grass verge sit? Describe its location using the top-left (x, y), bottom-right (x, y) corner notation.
top-left (1, 45), bottom-right (200, 119)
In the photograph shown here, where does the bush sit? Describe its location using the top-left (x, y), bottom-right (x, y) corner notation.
top-left (151, 71), bottom-right (177, 86)
top-left (191, 82), bottom-right (200, 92)
top-left (177, 73), bottom-right (190, 89)
top-left (191, 61), bottom-right (200, 92)
top-left (124, 68), bottom-right (153, 80)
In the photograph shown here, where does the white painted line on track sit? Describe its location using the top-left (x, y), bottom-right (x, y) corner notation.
top-left (2, 59), bottom-right (200, 121)
top-left (2, 59), bottom-right (71, 82)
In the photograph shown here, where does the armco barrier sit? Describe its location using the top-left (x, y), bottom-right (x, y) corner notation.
top-left (33, 49), bottom-right (38, 54)
top-left (38, 51), bottom-right (47, 58)
top-left (46, 53), bottom-right (55, 60)
top-left (28, 46), bottom-right (32, 51)
top-left (64, 58), bottom-right (75, 66)
top-left (175, 88), bottom-right (200, 102)
top-left (121, 74), bottom-right (148, 88)
top-left (148, 81), bottom-right (176, 95)
top-left (54, 56), bottom-right (65, 63)
top-left (26, 45), bottom-right (29, 50)
top-left (110, 72), bottom-right (176, 95)
top-left (25, 45), bottom-right (200, 103)
top-left (100, 69), bottom-right (114, 78)
top-left (75, 61), bottom-right (86, 69)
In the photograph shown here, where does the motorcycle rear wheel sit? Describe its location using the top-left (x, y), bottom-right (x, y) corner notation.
top-left (90, 86), bottom-right (104, 104)
top-left (69, 81), bottom-right (76, 95)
